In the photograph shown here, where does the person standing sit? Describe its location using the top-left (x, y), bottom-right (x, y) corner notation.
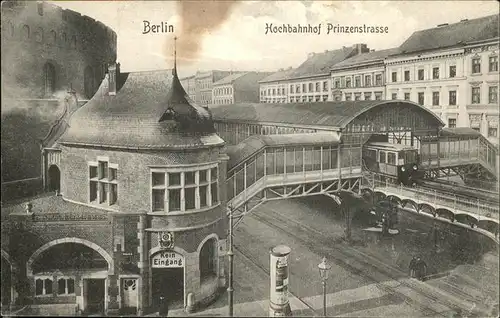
top-left (415, 256), bottom-right (427, 281)
top-left (159, 295), bottom-right (169, 317)
top-left (409, 256), bottom-right (417, 278)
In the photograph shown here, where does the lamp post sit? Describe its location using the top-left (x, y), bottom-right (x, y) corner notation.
top-left (227, 204), bottom-right (234, 317)
top-left (318, 257), bottom-right (331, 317)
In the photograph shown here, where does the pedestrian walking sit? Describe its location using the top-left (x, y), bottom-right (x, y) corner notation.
top-left (159, 295), bottom-right (169, 317)
top-left (415, 256), bottom-right (427, 281)
top-left (409, 256), bottom-right (417, 278)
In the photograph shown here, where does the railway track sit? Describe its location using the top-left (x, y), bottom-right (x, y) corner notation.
top-left (245, 208), bottom-right (489, 317)
top-left (420, 180), bottom-right (499, 205)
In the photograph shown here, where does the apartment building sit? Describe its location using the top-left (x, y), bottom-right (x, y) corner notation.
top-left (385, 14), bottom-right (498, 145)
top-left (330, 48), bottom-right (400, 101)
top-left (212, 71), bottom-right (272, 105)
top-left (260, 44), bottom-right (370, 103)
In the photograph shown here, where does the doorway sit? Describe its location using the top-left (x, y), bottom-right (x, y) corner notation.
top-left (84, 279), bottom-right (105, 314)
top-left (48, 165), bottom-right (60, 192)
top-left (152, 268), bottom-right (184, 310)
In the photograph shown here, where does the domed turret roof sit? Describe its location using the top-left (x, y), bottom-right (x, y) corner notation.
top-left (59, 66), bottom-right (223, 150)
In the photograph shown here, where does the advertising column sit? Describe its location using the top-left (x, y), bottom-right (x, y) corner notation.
top-left (269, 245), bottom-right (292, 317)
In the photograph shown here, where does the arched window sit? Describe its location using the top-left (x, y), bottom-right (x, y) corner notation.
top-left (49, 30), bottom-right (56, 44)
top-left (35, 27), bottom-right (43, 42)
top-left (84, 66), bottom-right (95, 99)
top-left (21, 24), bottom-right (30, 40)
top-left (71, 35), bottom-right (77, 49)
top-left (44, 63), bottom-right (56, 96)
top-left (199, 238), bottom-right (217, 282)
top-left (61, 32), bottom-right (67, 45)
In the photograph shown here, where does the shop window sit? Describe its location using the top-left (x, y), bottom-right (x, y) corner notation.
top-left (35, 277), bottom-right (53, 296)
top-left (89, 159), bottom-right (118, 206)
top-left (151, 166), bottom-right (218, 212)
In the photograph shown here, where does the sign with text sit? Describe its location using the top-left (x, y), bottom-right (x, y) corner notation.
top-left (151, 251), bottom-right (184, 268)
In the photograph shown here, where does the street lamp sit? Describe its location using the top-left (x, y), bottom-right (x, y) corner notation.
top-left (318, 257), bottom-right (331, 317)
top-left (227, 204), bottom-right (234, 317)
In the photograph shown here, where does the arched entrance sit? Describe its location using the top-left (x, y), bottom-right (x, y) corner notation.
top-left (48, 165), bottom-right (60, 192)
top-left (150, 250), bottom-right (185, 310)
top-left (27, 239), bottom-right (113, 316)
top-left (199, 238), bottom-right (217, 283)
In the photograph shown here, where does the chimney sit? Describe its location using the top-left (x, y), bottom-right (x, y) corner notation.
top-left (354, 43), bottom-right (369, 55)
top-left (108, 62), bottom-right (120, 96)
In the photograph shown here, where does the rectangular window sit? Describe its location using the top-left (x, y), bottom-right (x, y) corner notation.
top-left (290, 85), bottom-right (294, 94)
top-left (432, 67), bottom-right (439, 79)
top-left (89, 181), bottom-right (98, 202)
top-left (334, 80), bottom-right (340, 88)
top-left (152, 189), bottom-right (165, 211)
top-left (391, 93), bottom-right (397, 100)
top-left (309, 83), bottom-right (313, 92)
top-left (185, 171), bottom-right (195, 185)
top-left (449, 90), bottom-right (457, 106)
top-left (185, 187), bottom-right (196, 210)
top-left (296, 85), bottom-right (301, 93)
top-left (418, 69), bottom-right (424, 80)
top-left (472, 87), bottom-right (481, 104)
top-left (387, 152), bottom-right (396, 165)
top-left (315, 82), bottom-right (320, 92)
top-left (199, 185), bottom-right (208, 207)
top-left (489, 127), bottom-right (498, 137)
top-left (199, 170), bottom-right (207, 183)
top-left (168, 189), bottom-right (181, 211)
top-left (375, 74), bottom-right (382, 86)
top-left (472, 58), bottom-right (481, 74)
top-left (90, 160), bottom-right (118, 206)
top-left (355, 76), bottom-right (361, 87)
top-left (404, 70), bottom-right (410, 81)
top-left (448, 118), bottom-right (457, 128)
top-left (211, 183), bottom-right (218, 205)
top-left (365, 75), bottom-right (371, 86)
top-left (302, 84), bottom-right (307, 93)
top-left (169, 173), bottom-right (181, 186)
top-left (418, 92), bottom-right (424, 105)
top-left (432, 91), bottom-right (440, 106)
top-left (323, 81), bottom-right (328, 91)
top-left (490, 56), bottom-right (499, 72)
top-left (449, 65), bottom-right (456, 78)
top-left (404, 92), bottom-right (410, 100)
top-left (345, 77), bottom-right (351, 88)
top-left (391, 72), bottom-right (397, 82)
top-left (379, 151), bottom-right (386, 163)
top-left (489, 86), bottom-right (498, 104)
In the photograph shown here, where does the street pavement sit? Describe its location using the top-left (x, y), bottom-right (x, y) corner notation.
top-left (150, 196), bottom-right (498, 317)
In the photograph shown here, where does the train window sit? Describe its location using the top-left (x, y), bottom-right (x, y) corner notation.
top-left (405, 150), bottom-right (417, 164)
top-left (379, 151), bottom-right (386, 163)
top-left (398, 152), bottom-right (405, 165)
top-left (387, 152), bottom-right (396, 165)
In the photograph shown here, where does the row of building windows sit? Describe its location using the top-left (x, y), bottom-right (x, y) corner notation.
top-left (290, 81), bottom-right (329, 94)
top-left (390, 86), bottom-right (498, 106)
top-left (339, 92), bottom-right (383, 101)
top-left (3, 23), bottom-right (78, 48)
top-left (151, 167), bottom-right (219, 213)
top-left (334, 74), bottom-right (383, 89)
top-left (214, 98), bottom-right (233, 105)
top-left (390, 57), bottom-right (498, 83)
top-left (35, 277), bottom-right (75, 296)
top-left (213, 87), bottom-right (233, 96)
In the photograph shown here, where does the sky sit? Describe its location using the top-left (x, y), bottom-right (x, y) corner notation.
top-left (50, 0), bottom-right (498, 78)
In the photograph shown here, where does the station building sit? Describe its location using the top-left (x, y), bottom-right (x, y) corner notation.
top-left (2, 64), bottom-right (229, 316)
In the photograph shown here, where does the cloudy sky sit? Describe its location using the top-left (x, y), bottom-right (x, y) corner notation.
top-left (51, 0), bottom-right (498, 77)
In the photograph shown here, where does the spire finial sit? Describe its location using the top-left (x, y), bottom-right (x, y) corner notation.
top-left (172, 36), bottom-right (178, 76)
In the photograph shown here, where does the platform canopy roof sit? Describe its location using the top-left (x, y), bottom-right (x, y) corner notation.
top-left (211, 100), bottom-right (444, 131)
top-left (59, 66), bottom-right (223, 150)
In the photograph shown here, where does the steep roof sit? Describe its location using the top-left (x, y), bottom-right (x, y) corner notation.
top-left (260, 68), bottom-right (296, 83)
top-left (213, 72), bottom-right (248, 85)
top-left (59, 68), bottom-right (224, 150)
top-left (291, 46), bottom-right (357, 79)
top-left (332, 48), bottom-right (401, 70)
top-left (210, 100), bottom-right (443, 129)
top-left (397, 14), bottom-right (499, 55)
